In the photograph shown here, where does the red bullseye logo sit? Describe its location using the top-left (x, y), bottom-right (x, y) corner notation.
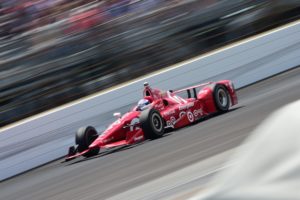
top-left (179, 111), bottom-right (186, 118)
top-left (187, 111), bottom-right (194, 122)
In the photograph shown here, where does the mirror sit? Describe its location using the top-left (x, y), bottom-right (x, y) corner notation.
top-left (113, 112), bottom-right (121, 118)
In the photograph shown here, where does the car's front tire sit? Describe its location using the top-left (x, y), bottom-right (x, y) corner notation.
top-left (140, 109), bottom-right (165, 139)
top-left (76, 126), bottom-right (99, 157)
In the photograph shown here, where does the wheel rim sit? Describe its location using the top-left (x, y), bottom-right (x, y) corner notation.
top-left (217, 89), bottom-right (228, 107)
top-left (152, 113), bottom-right (163, 132)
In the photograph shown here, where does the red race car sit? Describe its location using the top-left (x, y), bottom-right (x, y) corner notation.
top-left (66, 80), bottom-right (238, 161)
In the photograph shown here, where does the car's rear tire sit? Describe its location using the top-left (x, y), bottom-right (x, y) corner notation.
top-left (140, 109), bottom-right (165, 139)
top-left (213, 84), bottom-right (230, 112)
top-left (76, 126), bottom-right (99, 157)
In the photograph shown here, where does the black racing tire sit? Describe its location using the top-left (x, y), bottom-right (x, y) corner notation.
top-left (76, 126), bottom-right (99, 157)
top-left (213, 84), bottom-right (230, 112)
top-left (140, 109), bottom-right (165, 139)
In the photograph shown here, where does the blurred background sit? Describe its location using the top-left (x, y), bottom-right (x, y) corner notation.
top-left (1, 0), bottom-right (300, 127)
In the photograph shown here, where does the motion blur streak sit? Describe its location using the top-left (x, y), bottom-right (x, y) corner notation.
top-left (1, 0), bottom-right (300, 126)
top-left (190, 100), bottom-right (300, 200)
top-left (1, 67), bottom-right (300, 200)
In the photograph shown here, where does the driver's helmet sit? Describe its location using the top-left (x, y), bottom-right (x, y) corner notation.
top-left (137, 99), bottom-right (151, 111)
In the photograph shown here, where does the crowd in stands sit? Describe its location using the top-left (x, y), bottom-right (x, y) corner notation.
top-left (0, 0), bottom-right (183, 38)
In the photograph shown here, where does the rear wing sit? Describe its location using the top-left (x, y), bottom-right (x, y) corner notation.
top-left (172, 82), bottom-right (213, 99)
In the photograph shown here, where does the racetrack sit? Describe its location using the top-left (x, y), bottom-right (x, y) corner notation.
top-left (1, 66), bottom-right (300, 200)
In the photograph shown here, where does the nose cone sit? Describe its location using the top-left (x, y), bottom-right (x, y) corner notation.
top-left (89, 138), bottom-right (103, 148)
top-left (89, 143), bottom-right (97, 149)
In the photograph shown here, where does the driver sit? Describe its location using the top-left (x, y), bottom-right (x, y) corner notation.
top-left (136, 96), bottom-right (153, 111)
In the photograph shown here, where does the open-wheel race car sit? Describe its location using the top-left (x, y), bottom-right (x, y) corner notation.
top-left (66, 80), bottom-right (238, 161)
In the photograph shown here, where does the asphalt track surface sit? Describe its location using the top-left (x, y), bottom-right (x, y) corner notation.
top-left (1, 67), bottom-right (300, 200)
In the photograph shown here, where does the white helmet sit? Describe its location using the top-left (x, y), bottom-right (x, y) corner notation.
top-left (137, 99), bottom-right (150, 111)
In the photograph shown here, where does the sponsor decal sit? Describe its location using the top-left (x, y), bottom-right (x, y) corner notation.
top-left (166, 121), bottom-right (172, 127)
top-left (170, 116), bottom-right (176, 124)
top-left (134, 135), bottom-right (143, 141)
top-left (179, 111), bottom-right (186, 118)
top-left (165, 108), bottom-right (203, 126)
top-left (166, 116), bottom-right (176, 127)
top-left (193, 108), bottom-right (204, 117)
top-left (165, 110), bottom-right (176, 116)
top-left (187, 111), bottom-right (194, 122)
top-left (179, 102), bottom-right (194, 111)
